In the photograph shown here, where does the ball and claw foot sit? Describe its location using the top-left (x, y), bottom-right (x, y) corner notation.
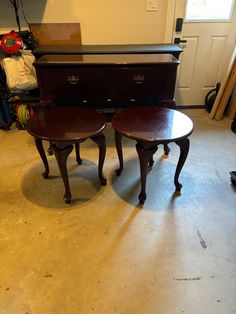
top-left (64, 191), bottom-right (71, 204)
top-left (76, 158), bottom-right (82, 165)
top-left (164, 144), bottom-right (170, 155)
top-left (42, 171), bottom-right (49, 179)
top-left (148, 157), bottom-right (154, 167)
top-left (175, 182), bottom-right (182, 192)
top-left (115, 168), bottom-right (122, 176)
top-left (100, 177), bottom-right (107, 186)
top-left (138, 192), bottom-right (146, 204)
top-left (47, 147), bottom-right (53, 156)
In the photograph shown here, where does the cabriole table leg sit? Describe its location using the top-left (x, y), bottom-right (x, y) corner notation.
top-left (91, 133), bottom-right (107, 186)
top-left (136, 142), bottom-right (158, 204)
top-left (34, 138), bottom-right (49, 179)
top-left (114, 131), bottom-right (123, 176)
top-left (75, 142), bottom-right (82, 165)
top-left (174, 138), bottom-right (190, 191)
top-left (52, 143), bottom-right (73, 203)
top-left (164, 144), bottom-right (170, 155)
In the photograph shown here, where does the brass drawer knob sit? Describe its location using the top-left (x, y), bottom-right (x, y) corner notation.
top-left (133, 74), bottom-right (145, 84)
top-left (67, 75), bottom-right (80, 84)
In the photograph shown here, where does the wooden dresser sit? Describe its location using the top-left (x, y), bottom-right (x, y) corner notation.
top-left (34, 52), bottom-right (180, 117)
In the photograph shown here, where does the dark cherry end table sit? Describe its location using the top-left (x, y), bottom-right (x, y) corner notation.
top-left (26, 106), bottom-right (107, 203)
top-left (112, 106), bottom-right (193, 204)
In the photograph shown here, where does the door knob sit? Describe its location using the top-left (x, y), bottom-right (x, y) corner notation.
top-left (174, 37), bottom-right (187, 44)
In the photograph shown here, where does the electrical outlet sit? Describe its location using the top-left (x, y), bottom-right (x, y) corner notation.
top-left (146, 0), bottom-right (158, 11)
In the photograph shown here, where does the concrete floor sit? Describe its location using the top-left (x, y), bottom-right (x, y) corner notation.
top-left (0, 109), bottom-right (236, 314)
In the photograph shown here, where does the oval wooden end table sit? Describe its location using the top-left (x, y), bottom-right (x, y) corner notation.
top-left (112, 106), bottom-right (193, 204)
top-left (26, 106), bottom-right (107, 203)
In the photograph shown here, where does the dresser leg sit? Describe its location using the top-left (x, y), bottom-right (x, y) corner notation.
top-left (136, 142), bottom-right (158, 204)
top-left (91, 133), bottom-right (107, 185)
top-left (34, 138), bottom-right (49, 179)
top-left (114, 131), bottom-right (123, 176)
top-left (174, 138), bottom-right (190, 191)
top-left (52, 143), bottom-right (73, 203)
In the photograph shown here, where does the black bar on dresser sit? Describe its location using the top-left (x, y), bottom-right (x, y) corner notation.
top-left (33, 44), bottom-right (183, 59)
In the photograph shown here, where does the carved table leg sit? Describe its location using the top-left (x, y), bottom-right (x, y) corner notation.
top-left (174, 138), bottom-right (190, 191)
top-left (34, 138), bottom-right (49, 179)
top-left (114, 131), bottom-right (123, 176)
top-left (47, 141), bottom-right (53, 155)
top-left (149, 156), bottom-right (155, 167)
top-left (91, 133), bottom-right (107, 186)
top-left (75, 143), bottom-right (82, 165)
top-left (164, 144), bottom-right (170, 155)
top-left (136, 142), bottom-right (158, 204)
top-left (149, 146), bottom-right (159, 167)
top-left (52, 143), bottom-right (73, 203)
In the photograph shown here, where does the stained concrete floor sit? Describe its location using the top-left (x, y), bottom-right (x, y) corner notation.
top-left (0, 109), bottom-right (236, 314)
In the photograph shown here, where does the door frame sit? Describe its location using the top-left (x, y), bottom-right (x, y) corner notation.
top-left (164, 0), bottom-right (176, 43)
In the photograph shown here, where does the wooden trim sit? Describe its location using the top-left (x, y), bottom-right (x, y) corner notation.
top-left (226, 85), bottom-right (236, 119)
top-left (164, 0), bottom-right (176, 43)
top-left (176, 105), bottom-right (205, 109)
top-left (215, 60), bottom-right (236, 120)
top-left (210, 46), bottom-right (236, 119)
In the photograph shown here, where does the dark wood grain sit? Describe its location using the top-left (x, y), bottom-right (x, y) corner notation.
top-left (112, 106), bottom-right (193, 203)
top-left (26, 107), bottom-right (106, 142)
top-left (26, 107), bottom-right (107, 203)
top-left (34, 53), bottom-right (179, 116)
top-left (112, 106), bottom-right (193, 142)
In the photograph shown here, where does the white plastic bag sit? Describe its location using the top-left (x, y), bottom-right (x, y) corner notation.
top-left (2, 50), bottom-right (38, 91)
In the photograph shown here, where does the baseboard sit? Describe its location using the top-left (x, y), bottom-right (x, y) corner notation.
top-left (176, 105), bottom-right (205, 109)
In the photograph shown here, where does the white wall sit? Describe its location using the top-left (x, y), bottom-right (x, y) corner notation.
top-left (0, 0), bottom-right (169, 44)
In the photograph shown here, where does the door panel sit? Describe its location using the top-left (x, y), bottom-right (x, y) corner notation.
top-left (173, 0), bottom-right (236, 105)
top-left (178, 37), bottom-right (198, 88)
top-left (205, 36), bottom-right (227, 86)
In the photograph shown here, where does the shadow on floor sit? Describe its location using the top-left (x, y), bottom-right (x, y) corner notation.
top-left (110, 154), bottom-right (192, 211)
top-left (21, 157), bottom-right (105, 209)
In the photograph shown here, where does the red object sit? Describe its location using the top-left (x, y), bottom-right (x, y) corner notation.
top-left (1, 32), bottom-right (22, 54)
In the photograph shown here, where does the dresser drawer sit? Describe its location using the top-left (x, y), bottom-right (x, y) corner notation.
top-left (36, 67), bottom-right (106, 100)
top-left (35, 53), bottom-right (180, 115)
top-left (107, 66), bottom-right (176, 100)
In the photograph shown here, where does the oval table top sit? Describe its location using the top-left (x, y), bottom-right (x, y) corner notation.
top-left (112, 106), bottom-right (193, 142)
top-left (26, 106), bottom-right (106, 142)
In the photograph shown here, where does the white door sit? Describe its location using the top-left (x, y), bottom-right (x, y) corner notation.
top-left (172, 0), bottom-right (236, 105)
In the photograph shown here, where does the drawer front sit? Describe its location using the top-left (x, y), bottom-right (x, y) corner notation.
top-left (107, 66), bottom-right (176, 100)
top-left (36, 67), bottom-right (106, 100)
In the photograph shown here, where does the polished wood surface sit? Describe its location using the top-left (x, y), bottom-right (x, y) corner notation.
top-left (112, 106), bottom-right (193, 204)
top-left (33, 44), bottom-right (183, 59)
top-left (34, 54), bottom-right (179, 114)
top-left (26, 107), bottom-right (106, 142)
top-left (26, 107), bottom-right (107, 203)
top-left (112, 106), bottom-right (193, 142)
top-left (36, 53), bottom-right (179, 65)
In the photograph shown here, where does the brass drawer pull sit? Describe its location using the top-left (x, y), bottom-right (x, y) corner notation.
top-left (133, 74), bottom-right (145, 84)
top-left (67, 75), bottom-right (80, 85)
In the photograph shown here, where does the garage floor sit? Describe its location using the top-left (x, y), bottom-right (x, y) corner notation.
top-left (0, 109), bottom-right (236, 314)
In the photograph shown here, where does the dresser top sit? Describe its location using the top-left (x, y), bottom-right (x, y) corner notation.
top-left (36, 53), bottom-right (179, 66)
top-left (33, 44), bottom-right (183, 56)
